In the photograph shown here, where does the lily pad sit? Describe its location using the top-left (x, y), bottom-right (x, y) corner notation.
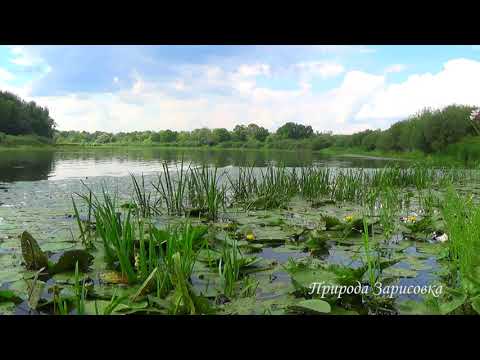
top-left (100, 271), bottom-right (129, 284)
top-left (48, 249), bottom-right (93, 274)
top-left (0, 270), bottom-right (23, 286)
top-left (290, 299), bottom-right (331, 314)
top-left (0, 301), bottom-right (16, 315)
top-left (382, 266), bottom-right (418, 278)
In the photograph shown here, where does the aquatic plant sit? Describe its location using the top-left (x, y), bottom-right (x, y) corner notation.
top-left (78, 187), bottom-right (137, 283)
top-left (188, 165), bottom-right (226, 221)
top-left (438, 187), bottom-right (480, 314)
top-left (131, 173), bottom-right (160, 218)
top-left (362, 217), bottom-right (377, 289)
top-left (74, 261), bottom-right (87, 315)
top-left (153, 160), bottom-right (189, 216)
top-left (150, 222), bottom-right (207, 297)
top-left (229, 164), bottom-right (296, 209)
top-left (219, 238), bottom-right (241, 297)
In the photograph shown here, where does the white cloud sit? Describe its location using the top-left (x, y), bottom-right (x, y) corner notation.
top-left (113, 77), bottom-right (119, 84)
top-left (0, 68), bottom-right (14, 82)
top-left (9, 46), bottom-right (48, 69)
top-left (13, 55), bottom-right (480, 136)
top-left (384, 64), bottom-right (406, 74)
top-left (356, 58), bottom-right (480, 127)
top-left (295, 61), bottom-right (345, 79)
top-left (30, 68), bottom-right (385, 134)
top-left (236, 64), bottom-right (270, 77)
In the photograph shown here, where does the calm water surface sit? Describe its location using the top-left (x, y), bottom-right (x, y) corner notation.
top-left (0, 147), bottom-right (404, 183)
top-left (0, 148), bottom-right (441, 308)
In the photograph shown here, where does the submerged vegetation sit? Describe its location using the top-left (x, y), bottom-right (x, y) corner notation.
top-left (2, 156), bottom-right (479, 316)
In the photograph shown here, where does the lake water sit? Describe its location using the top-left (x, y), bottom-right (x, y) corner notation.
top-left (2, 148), bottom-right (439, 314)
top-left (0, 147), bottom-right (403, 183)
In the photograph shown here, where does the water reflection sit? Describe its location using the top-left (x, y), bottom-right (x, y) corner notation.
top-left (0, 151), bottom-right (55, 182)
top-left (0, 147), bottom-right (404, 183)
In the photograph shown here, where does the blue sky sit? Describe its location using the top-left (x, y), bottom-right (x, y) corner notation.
top-left (1, 45), bottom-right (479, 133)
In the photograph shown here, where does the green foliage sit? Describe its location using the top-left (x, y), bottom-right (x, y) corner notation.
top-left (276, 122), bottom-right (314, 139)
top-left (0, 91), bottom-right (56, 138)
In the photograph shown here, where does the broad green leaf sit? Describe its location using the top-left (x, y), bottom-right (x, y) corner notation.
top-left (291, 299), bottom-right (331, 314)
top-left (20, 231), bottom-right (48, 270)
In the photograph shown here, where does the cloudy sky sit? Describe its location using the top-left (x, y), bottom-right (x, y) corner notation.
top-left (1, 45), bottom-right (480, 134)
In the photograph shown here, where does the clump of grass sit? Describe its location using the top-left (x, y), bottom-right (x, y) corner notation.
top-left (361, 217), bottom-right (377, 290)
top-left (219, 239), bottom-right (241, 297)
top-left (153, 160), bottom-right (189, 216)
top-left (150, 222), bottom-right (207, 297)
top-left (229, 164), bottom-right (296, 209)
top-left (74, 261), bottom-right (87, 315)
top-left (188, 165), bottom-right (226, 221)
top-left (131, 173), bottom-right (160, 218)
top-left (442, 187), bottom-right (480, 285)
top-left (77, 186), bottom-right (137, 283)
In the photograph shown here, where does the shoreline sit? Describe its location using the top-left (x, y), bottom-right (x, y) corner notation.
top-left (0, 142), bottom-right (475, 167)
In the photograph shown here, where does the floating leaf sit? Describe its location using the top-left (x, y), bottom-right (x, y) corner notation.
top-left (131, 267), bottom-right (158, 302)
top-left (100, 271), bottom-right (129, 284)
top-left (382, 266), bottom-right (418, 278)
top-left (0, 271), bottom-right (23, 286)
top-left (0, 289), bottom-right (22, 303)
top-left (49, 250), bottom-right (93, 274)
top-left (290, 299), bottom-right (331, 314)
top-left (0, 301), bottom-right (16, 315)
top-left (471, 296), bottom-right (480, 314)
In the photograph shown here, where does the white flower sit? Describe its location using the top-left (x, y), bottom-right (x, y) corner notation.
top-left (437, 233), bottom-right (448, 242)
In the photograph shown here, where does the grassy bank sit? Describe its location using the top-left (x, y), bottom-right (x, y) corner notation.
top-left (0, 133), bottom-right (54, 150)
top-left (6, 134), bottom-right (480, 167)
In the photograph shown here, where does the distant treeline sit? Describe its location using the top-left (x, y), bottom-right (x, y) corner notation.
top-left (1, 90), bottom-right (477, 154)
top-left (55, 104), bottom-right (478, 154)
top-left (0, 91), bottom-right (56, 139)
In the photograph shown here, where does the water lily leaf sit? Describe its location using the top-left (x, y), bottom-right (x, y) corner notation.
top-left (382, 266), bottom-right (418, 278)
top-left (396, 300), bottom-right (438, 315)
top-left (131, 267), bottom-right (158, 302)
top-left (52, 271), bottom-right (88, 284)
top-left (438, 292), bottom-right (467, 315)
top-left (471, 296), bottom-right (480, 314)
top-left (290, 268), bottom-right (341, 293)
top-left (329, 306), bottom-right (359, 315)
top-left (0, 301), bottom-right (16, 315)
top-left (0, 289), bottom-right (22, 303)
top-left (100, 271), bottom-right (129, 284)
top-left (26, 279), bottom-right (46, 310)
top-left (20, 231), bottom-right (48, 270)
top-left (115, 300), bottom-right (149, 313)
top-left (83, 300), bottom-right (114, 315)
top-left (41, 242), bottom-right (76, 252)
top-left (49, 250), bottom-right (93, 274)
top-left (403, 256), bottom-right (432, 271)
top-left (321, 215), bottom-right (342, 230)
top-left (0, 270), bottom-right (23, 286)
top-left (290, 299), bottom-right (331, 314)
top-left (197, 249), bottom-right (222, 264)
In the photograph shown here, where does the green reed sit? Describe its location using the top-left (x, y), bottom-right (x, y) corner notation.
top-left (188, 165), bottom-right (226, 221)
top-left (219, 238), bottom-right (241, 297)
top-left (131, 173), bottom-right (160, 218)
top-left (153, 160), bottom-right (189, 216)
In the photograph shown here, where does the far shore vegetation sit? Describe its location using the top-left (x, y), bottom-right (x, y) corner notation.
top-left (2, 90), bottom-right (480, 165)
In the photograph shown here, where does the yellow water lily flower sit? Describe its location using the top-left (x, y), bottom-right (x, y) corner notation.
top-left (344, 215), bottom-right (354, 223)
top-left (246, 233), bottom-right (256, 241)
